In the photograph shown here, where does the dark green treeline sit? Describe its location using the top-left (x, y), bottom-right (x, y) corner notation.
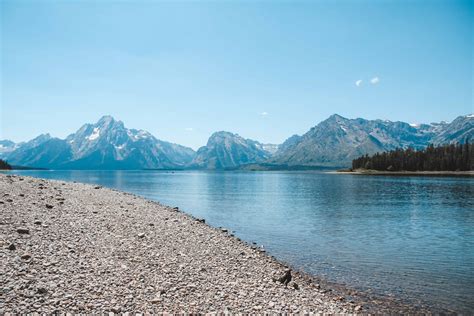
top-left (0, 159), bottom-right (12, 170)
top-left (352, 142), bottom-right (473, 171)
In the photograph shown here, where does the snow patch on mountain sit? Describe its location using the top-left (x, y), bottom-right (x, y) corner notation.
top-left (87, 128), bottom-right (100, 141)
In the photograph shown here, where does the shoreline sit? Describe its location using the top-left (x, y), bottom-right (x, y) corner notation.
top-left (332, 169), bottom-right (474, 177)
top-left (1, 174), bottom-right (432, 313)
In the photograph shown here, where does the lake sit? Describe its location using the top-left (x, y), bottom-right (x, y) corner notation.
top-left (11, 170), bottom-right (474, 313)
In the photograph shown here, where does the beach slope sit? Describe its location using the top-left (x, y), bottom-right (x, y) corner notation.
top-left (1, 173), bottom-right (353, 314)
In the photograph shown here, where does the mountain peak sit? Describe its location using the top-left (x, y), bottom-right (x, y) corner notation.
top-left (33, 133), bottom-right (52, 141)
top-left (210, 131), bottom-right (238, 138)
top-left (328, 114), bottom-right (347, 120)
top-left (207, 131), bottom-right (241, 144)
top-left (193, 131), bottom-right (270, 169)
top-left (97, 115), bottom-right (116, 123)
top-left (94, 115), bottom-right (125, 131)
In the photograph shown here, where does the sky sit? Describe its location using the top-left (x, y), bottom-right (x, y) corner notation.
top-left (1, 0), bottom-right (473, 149)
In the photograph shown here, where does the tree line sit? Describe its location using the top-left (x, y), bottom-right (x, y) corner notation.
top-left (0, 159), bottom-right (12, 170)
top-left (352, 142), bottom-right (473, 171)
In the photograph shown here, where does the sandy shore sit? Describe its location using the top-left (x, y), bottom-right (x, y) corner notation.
top-left (1, 173), bottom-right (428, 314)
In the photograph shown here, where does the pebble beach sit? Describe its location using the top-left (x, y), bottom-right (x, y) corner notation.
top-left (1, 173), bottom-right (417, 314)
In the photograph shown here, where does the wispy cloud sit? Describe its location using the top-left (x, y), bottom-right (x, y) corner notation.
top-left (184, 127), bottom-right (193, 132)
top-left (370, 77), bottom-right (380, 84)
top-left (260, 111), bottom-right (268, 117)
top-left (355, 79), bottom-right (363, 87)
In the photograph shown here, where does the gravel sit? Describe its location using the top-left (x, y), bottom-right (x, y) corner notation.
top-left (0, 173), bottom-right (363, 313)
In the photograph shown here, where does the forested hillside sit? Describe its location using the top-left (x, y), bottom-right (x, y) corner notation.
top-left (352, 142), bottom-right (472, 171)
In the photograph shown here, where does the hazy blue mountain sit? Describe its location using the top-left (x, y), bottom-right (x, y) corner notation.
top-left (191, 131), bottom-right (273, 169)
top-left (1, 134), bottom-right (53, 161)
top-left (0, 140), bottom-right (17, 158)
top-left (6, 116), bottom-right (195, 169)
top-left (7, 138), bottom-right (73, 168)
top-left (269, 114), bottom-right (472, 168)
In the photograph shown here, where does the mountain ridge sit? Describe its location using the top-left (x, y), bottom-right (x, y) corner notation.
top-left (2, 113), bottom-right (472, 169)
top-left (190, 131), bottom-right (274, 169)
top-left (4, 116), bottom-right (196, 170)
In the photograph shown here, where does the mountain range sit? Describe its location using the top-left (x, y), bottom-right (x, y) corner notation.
top-left (1, 114), bottom-right (472, 170)
top-left (2, 116), bottom-right (195, 170)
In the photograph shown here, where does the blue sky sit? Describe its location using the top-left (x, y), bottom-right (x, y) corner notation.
top-left (1, 0), bottom-right (472, 149)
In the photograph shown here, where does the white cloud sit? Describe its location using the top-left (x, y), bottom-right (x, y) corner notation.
top-left (260, 111), bottom-right (268, 117)
top-left (370, 77), bottom-right (380, 84)
top-left (184, 127), bottom-right (193, 131)
top-left (355, 80), bottom-right (363, 87)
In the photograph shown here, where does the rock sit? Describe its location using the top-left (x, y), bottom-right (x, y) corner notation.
top-left (221, 228), bottom-right (228, 233)
top-left (37, 287), bottom-right (48, 294)
top-left (8, 243), bottom-right (16, 250)
top-left (21, 253), bottom-right (32, 260)
top-left (94, 186), bottom-right (102, 189)
top-left (17, 227), bottom-right (30, 234)
top-left (34, 220), bottom-right (42, 225)
top-left (293, 282), bottom-right (299, 290)
top-left (276, 269), bottom-right (292, 286)
top-left (172, 207), bottom-right (179, 211)
top-left (138, 233), bottom-right (145, 238)
top-left (355, 305), bottom-right (363, 311)
top-left (45, 204), bottom-right (54, 209)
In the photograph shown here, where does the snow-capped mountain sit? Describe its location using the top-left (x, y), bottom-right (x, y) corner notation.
top-left (190, 131), bottom-right (273, 169)
top-left (4, 116), bottom-right (195, 169)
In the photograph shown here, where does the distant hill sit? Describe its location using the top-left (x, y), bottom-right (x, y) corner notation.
top-left (190, 131), bottom-right (273, 169)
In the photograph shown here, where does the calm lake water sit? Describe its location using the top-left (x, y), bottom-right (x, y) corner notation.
top-left (12, 170), bottom-right (474, 313)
